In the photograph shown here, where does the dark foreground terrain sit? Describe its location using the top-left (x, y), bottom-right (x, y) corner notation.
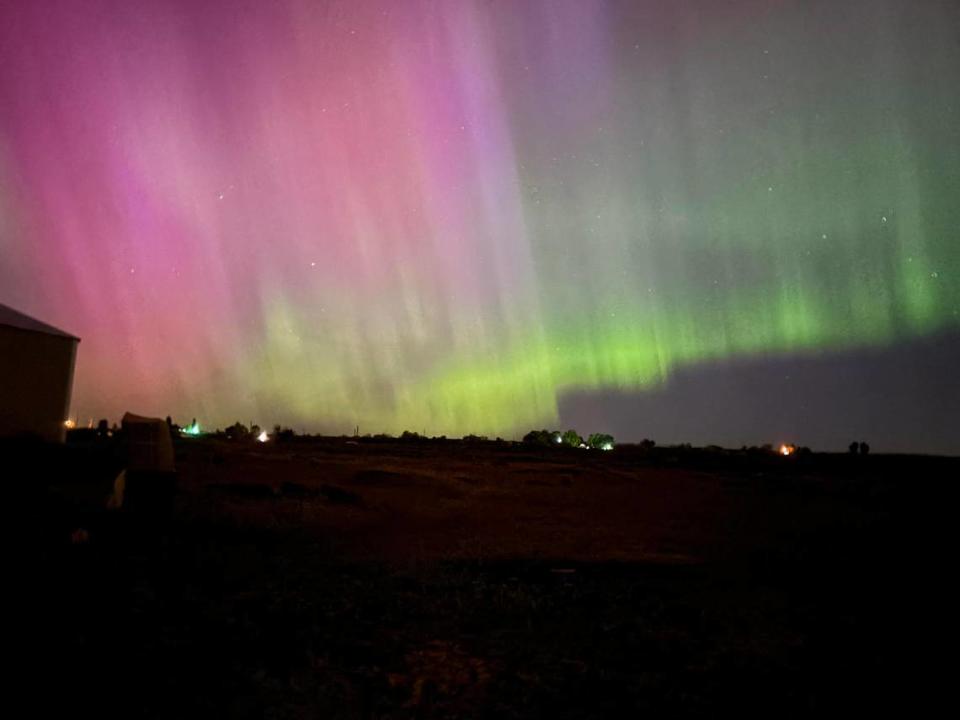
top-left (14, 436), bottom-right (958, 717)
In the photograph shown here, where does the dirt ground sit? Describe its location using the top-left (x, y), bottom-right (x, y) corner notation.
top-left (15, 436), bottom-right (959, 717)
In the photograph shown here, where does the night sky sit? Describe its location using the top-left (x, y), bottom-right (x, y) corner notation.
top-left (1, 0), bottom-right (958, 453)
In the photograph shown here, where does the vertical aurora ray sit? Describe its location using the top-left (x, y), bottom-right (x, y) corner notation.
top-left (1, 0), bottom-right (957, 438)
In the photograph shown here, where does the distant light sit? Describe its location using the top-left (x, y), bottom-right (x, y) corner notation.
top-left (601, 442), bottom-right (613, 451)
top-left (182, 421), bottom-right (201, 436)
top-left (64, 419), bottom-right (76, 429)
top-left (555, 435), bottom-right (563, 443)
top-left (257, 430), bottom-right (269, 443)
top-left (780, 444), bottom-right (794, 456)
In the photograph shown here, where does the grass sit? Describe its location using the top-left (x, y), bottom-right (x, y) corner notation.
top-left (13, 436), bottom-right (957, 717)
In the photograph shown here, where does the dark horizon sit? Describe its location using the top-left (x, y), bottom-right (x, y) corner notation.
top-left (63, 327), bottom-right (960, 456)
top-left (560, 329), bottom-right (960, 456)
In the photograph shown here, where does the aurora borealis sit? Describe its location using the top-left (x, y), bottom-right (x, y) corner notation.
top-left (1, 0), bottom-right (958, 449)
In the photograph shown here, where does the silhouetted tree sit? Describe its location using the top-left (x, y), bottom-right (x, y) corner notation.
top-left (97, 419), bottom-right (109, 436)
top-left (849, 441), bottom-right (859, 455)
top-left (562, 429), bottom-right (583, 447)
top-left (587, 433), bottom-right (615, 450)
top-left (639, 438), bottom-right (656, 451)
top-left (523, 429), bottom-right (554, 446)
top-left (274, 426), bottom-right (296, 442)
top-left (859, 441), bottom-right (870, 455)
top-left (225, 422), bottom-right (250, 440)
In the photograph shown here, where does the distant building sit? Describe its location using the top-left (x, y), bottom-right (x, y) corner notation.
top-left (0, 303), bottom-right (79, 442)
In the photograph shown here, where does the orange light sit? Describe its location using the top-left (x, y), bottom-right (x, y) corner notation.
top-left (64, 419), bottom-right (76, 429)
top-left (779, 444), bottom-right (794, 456)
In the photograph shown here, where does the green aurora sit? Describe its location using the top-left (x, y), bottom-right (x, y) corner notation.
top-left (1, 0), bottom-right (957, 440)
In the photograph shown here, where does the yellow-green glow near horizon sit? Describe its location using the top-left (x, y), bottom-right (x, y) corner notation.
top-left (1, 0), bottom-right (957, 439)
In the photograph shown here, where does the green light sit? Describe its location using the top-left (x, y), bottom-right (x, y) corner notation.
top-left (185, 4), bottom-right (960, 439)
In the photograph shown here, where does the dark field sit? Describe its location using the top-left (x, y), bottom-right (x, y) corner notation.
top-left (16, 437), bottom-right (958, 717)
